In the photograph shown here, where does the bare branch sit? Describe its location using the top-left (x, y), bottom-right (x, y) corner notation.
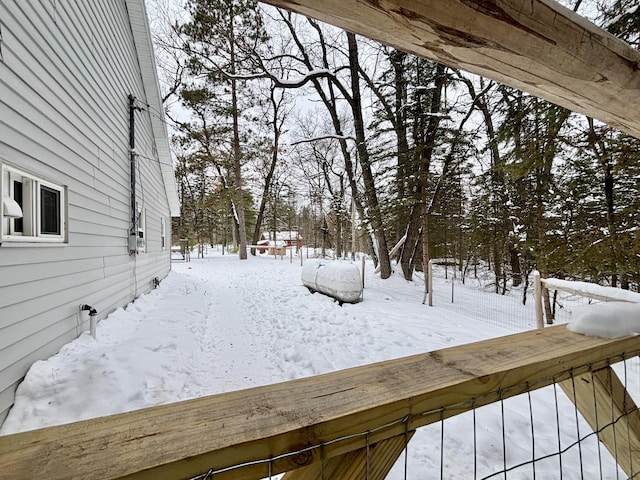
top-left (291, 135), bottom-right (357, 146)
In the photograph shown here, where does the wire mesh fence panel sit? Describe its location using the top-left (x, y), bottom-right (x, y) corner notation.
top-left (545, 290), bottom-right (601, 326)
top-left (426, 265), bottom-right (639, 332)
top-left (427, 263), bottom-right (539, 332)
top-left (191, 356), bottom-right (640, 480)
top-left (385, 378), bottom-right (634, 479)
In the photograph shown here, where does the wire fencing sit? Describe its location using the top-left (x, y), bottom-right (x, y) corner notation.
top-left (425, 263), bottom-right (640, 333)
top-left (191, 354), bottom-right (640, 480)
top-left (425, 262), bottom-right (539, 332)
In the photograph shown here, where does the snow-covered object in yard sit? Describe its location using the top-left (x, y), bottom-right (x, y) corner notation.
top-left (301, 259), bottom-right (362, 304)
top-left (567, 302), bottom-right (640, 338)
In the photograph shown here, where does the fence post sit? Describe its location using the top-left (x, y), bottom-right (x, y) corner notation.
top-left (290, 247), bottom-right (293, 264)
top-left (361, 256), bottom-right (365, 290)
top-left (533, 270), bottom-right (544, 329)
top-left (451, 273), bottom-right (454, 304)
top-left (428, 259), bottom-right (433, 307)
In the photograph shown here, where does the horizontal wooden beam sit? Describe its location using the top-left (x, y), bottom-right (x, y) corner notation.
top-left (1, 326), bottom-right (639, 480)
top-left (260, 0), bottom-right (640, 139)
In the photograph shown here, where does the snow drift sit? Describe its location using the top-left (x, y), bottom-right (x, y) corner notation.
top-left (567, 301), bottom-right (640, 338)
top-left (301, 259), bottom-right (362, 304)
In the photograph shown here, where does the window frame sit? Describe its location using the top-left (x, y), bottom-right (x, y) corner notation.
top-left (1, 164), bottom-right (67, 244)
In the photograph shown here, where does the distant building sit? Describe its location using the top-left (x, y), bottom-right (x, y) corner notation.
top-left (0, 1), bottom-right (180, 424)
top-left (257, 231), bottom-right (303, 254)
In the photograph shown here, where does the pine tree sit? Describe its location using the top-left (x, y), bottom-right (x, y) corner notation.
top-left (180, 0), bottom-right (268, 260)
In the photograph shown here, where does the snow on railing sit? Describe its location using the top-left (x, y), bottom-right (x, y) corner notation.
top-left (542, 278), bottom-right (640, 304)
top-left (534, 272), bottom-right (640, 332)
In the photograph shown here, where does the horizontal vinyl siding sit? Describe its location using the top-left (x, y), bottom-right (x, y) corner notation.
top-left (0, 257), bottom-right (105, 290)
top-left (0, 381), bottom-right (19, 426)
top-left (0, 0), bottom-right (173, 427)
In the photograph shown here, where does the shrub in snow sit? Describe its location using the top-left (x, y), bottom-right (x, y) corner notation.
top-left (567, 302), bottom-right (640, 338)
top-left (301, 259), bottom-right (362, 305)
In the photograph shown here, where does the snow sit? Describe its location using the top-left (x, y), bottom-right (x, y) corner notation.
top-left (1, 250), bottom-right (638, 478)
top-left (567, 301), bottom-right (640, 339)
top-left (606, 4), bottom-right (639, 28)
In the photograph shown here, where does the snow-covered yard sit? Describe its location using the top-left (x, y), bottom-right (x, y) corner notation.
top-left (1, 249), bottom-right (638, 478)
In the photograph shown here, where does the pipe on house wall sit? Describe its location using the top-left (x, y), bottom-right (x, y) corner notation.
top-left (80, 304), bottom-right (98, 339)
top-left (129, 94), bottom-right (139, 254)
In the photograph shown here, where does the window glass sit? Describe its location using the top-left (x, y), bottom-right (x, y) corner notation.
top-left (13, 179), bottom-right (23, 233)
top-left (40, 185), bottom-right (61, 235)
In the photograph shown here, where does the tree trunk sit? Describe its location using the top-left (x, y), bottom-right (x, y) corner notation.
top-left (392, 50), bottom-right (410, 234)
top-left (421, 201), bottom-right (430, 292)
top-left (510, 247), bottom-right (522, 287)
top-left (399, 62), bottom-right (447, 280)
top-left (400, 207), bottom-right (422, 279)
top-left (587, 117), bottom-right (626, 289)
top-left (229, 7), bottom-right (248, 260)
top-left (251, 89), bottom-right (282, 255)
top-left (336, 177), bottom-right (345, 258)
top-left (347, 32), bottom-right (392, 279)
top-left (281, 16), bottom-right (378, 266)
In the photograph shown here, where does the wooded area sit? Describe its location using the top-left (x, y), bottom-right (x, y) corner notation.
top-left (152, 0), bottom-right (640, 290)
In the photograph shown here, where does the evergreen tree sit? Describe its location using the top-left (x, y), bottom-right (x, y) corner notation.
top-left (180, 0), bottom-right (268, 260)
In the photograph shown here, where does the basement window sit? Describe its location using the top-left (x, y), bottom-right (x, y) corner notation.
top-left (1, 165), bottom-right (67, 243)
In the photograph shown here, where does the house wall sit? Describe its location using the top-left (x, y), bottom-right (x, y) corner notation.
top-left (0, 1), bottom-right (173, 424)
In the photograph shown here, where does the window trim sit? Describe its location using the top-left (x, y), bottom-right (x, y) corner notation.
top-left (1, 164), bottom-right (67, 244)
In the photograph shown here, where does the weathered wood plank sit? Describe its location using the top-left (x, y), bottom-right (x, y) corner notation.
top-left (1, 326), bottom-right (639, 480)
top-left (283, 432), bottom-right (415, 480)
top-left (260, 0), bottom-right (640, 140)
top-left (560, 367), bottom-right (640, 477)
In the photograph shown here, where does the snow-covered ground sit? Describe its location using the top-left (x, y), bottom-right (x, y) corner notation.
top-left (1, 248), bottom-right (638, 478)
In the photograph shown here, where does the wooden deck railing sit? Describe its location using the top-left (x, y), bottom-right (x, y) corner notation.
top-left (533, 272), bottom-right (640, 326)
top-left (1, 325), bottom-right (639, 480)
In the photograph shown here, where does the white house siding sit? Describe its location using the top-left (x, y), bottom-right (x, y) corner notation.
top-left (0, 1), bottom-right (178, 425)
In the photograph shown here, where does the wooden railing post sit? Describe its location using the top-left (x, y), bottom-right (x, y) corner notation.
top-left (560, 367), bottom-right (640, 477)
